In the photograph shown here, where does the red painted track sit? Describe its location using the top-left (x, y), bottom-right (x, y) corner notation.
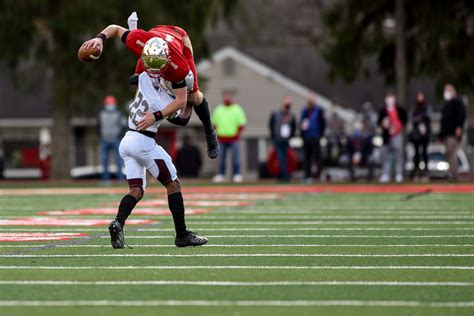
top-left (0, 184), bottom-right (472, 196)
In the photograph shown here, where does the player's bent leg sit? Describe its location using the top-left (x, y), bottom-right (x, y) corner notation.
top-left (109, 182), bottom-right (144, 249)
top-left (189, 91), bottom-right (219, 159)
top-left (164, 179), bottom-right (208, 247)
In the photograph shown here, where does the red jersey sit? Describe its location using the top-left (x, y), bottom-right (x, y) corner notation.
top-left (123, 25), bottom-right (199, 92)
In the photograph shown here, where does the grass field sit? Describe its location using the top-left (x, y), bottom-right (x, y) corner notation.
top-left (0, 183), bottom-right (473, 316)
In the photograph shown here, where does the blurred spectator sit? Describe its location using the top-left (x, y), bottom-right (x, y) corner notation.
top-left (439, 84), bottom-right (466, 182)
top-left (98, 95), bottom-right (126, 182)
top-left (359, 101), bottom-right (378, 135)
top-left (378, 92), bottom-right (407, 183)
top-left (176, 134), bottom-right (202, 178)
top-left (408, 92), bottom-right (431, 181)
top-left (344, 121), bottom-right (374, 182)
top-left (0, 137), bottom-right (4, 179)
top-left (212, 92), bottom-right (247, 183)
top-left (300, 94), bottom-right (326, 182)
top-left (269, 96), bottom-right (296, 182)
top-left (326, 109), bottom-right (345, 166)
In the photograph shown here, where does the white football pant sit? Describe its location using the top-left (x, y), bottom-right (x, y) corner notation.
top-left (119, 131), bottom-right (177, 190)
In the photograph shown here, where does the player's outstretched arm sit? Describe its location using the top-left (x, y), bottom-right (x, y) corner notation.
top-left (82, 25), bottom-right (128, 51)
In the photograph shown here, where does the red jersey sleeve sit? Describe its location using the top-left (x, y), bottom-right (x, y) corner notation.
top-left (124, 29), bottom-right (154, 59)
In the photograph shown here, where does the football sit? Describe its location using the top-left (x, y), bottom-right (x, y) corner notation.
top-left (77, 45), bottom-right (101, 63)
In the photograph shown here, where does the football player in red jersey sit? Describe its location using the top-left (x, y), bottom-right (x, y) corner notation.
top-left (82, 23), bottom-right (219, 159)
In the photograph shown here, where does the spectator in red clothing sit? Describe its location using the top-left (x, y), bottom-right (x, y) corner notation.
top-left (269, 96), bottom-right (296, 182)
top-left (378, 92), bottom-right (407, 183)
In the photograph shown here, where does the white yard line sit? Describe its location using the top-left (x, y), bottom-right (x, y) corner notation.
top-left (0, 265), bottom-right (472, 270)
top-left (0, 300), bottom-right (472, 307)
top-left (181, 221), bottom-right (474, 225)
top-left (1, 219), bottom-right (474, 225)
top-left (151, 215), bottom-right (474, 219)
top-left (1, 280), bottom-right (472, 287)
top-left (1, 254), bottom-right (473, 258)
top-left (0, 227), bottom-right (473, 232)
top-left (218, 210), bottom-right (474, 215)
top-left (101, 234), bottom-right (474, 238)
top-left (0, 244), bottom-right (473, 248)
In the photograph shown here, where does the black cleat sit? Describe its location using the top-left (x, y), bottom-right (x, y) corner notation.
top-left (108, 220), bottom-right (125, 249)
top-left (175, 231), bottom-right (208, 247)
top-left (206, 129), bottom-right (219, 159)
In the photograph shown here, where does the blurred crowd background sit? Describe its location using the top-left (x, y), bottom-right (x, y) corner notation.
top-left (0, 0), bottom-right (472, 183)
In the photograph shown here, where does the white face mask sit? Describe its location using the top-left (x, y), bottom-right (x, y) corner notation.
top-left (443, 90), bottom-right (453, 101)
top-left (385, 96), bottom-right (396, 107)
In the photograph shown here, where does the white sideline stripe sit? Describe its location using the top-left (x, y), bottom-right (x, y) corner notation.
top-left (182, 221), bottom-right (474, 225)
top-left (0, 300), bottom-right (473, 307)
top-left (1, 265), bottom-right (473, 270)
top-left (174, 215), bottom-right (474, 219)
top-left (0, 228), bottom-right (473, 232)
top-left (1, 254), bottom-right (474, 258)
top-left (1, 280), bottom-right (473, 287)
top-left (6, 210), bottom-right (474, 215)
top-left (220, 210), bottom-right (474, 215)
top-left (136, 228), bottom-right (474, 231)
top-left (1, 244), bottom-right (473, 248)
top-left (104, 234), bottom-right (474, 238)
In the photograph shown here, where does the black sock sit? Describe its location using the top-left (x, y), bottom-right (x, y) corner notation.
top-left (115, 195), bottom-right (138, 227)
top-left (193, 98), bottom-right (213, 134)
top-left (168, 192), bottom-right (187, 238)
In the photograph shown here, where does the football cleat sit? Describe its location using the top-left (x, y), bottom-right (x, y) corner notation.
top-left (175, 231), bottom-right (208, 247)
top-left (108, 220), bottom-right (125, 249)
top-left (206, 129), bottom-right (219, 159)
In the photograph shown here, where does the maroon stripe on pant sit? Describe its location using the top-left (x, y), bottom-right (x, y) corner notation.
top-left (155, 159), bottom-right (173, 185)
top-left (127, 178), bottom-right (143, 189)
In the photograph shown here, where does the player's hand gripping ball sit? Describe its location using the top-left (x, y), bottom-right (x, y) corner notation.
top-left (78, 44), bottom-right (102, 63)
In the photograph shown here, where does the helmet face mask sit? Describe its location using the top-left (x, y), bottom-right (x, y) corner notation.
top-left (142, 37), bottom-right (170, 78)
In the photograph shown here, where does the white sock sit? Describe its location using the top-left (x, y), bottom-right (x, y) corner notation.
top-left (127, 12), bottom-right (138, 30)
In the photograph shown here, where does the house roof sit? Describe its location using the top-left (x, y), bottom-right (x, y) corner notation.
top-left (197, 46), bottom-right (355, 122)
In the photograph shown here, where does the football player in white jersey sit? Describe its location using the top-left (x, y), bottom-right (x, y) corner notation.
top-left (108, 38), bottom-right (208, 248)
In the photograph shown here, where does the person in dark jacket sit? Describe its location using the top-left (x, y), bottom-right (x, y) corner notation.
top-left (176, 134), bottom-right (202, 178)
top-left (409, 92), bottom-right (431, 181)
top-left (300, 94), bottom-right (326, 182)
top-left (439, 84), bottom-right (466, 181)
top-left (269, 96), bottom-right (296, 181)
top-left (346, 121), bottom-right (374, 182)
top-left (378, 92), bottom-right (408, 183)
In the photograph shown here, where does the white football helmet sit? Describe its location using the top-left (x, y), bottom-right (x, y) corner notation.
top-left (142, 37), bottom-right (170, 78)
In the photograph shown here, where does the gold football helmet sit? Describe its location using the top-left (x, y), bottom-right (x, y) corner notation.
top-left (142, 37), bottom-right (170, 78)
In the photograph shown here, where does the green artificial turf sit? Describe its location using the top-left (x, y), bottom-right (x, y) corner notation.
top-left (0, 186), bottom-right (473, 316)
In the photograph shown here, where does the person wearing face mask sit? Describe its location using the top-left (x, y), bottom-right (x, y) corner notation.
top-left (345, 120), bottom-right (374, 182)
top-left (98, 95), bottom-right (127, 182)
top-left (439, 84), bottom-right (466, 181)
top-left (378, 92), bottom-right (408, 183)
top-left (269, 96), bottom-right (297, 182)
top-left (211, 92), bottom-right (247, 183)
top-left (408, 92), bottom-right (432, 182)
top-left (300, 94), bottom-right (326, 183)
